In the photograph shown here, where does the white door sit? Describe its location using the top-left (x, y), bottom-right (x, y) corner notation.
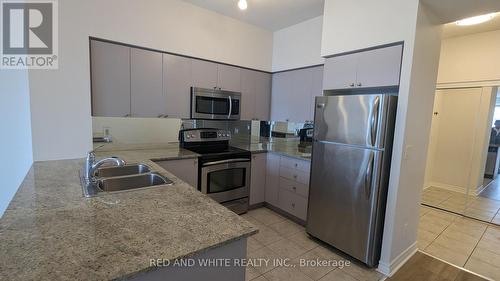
top-left (426, 88), bottom-right (484, 192)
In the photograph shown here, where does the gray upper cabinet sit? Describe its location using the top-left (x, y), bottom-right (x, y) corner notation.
top-left (356, 45), bottom-right (402, 88)
top-left (323, 44), bottom-right (402, 90)
top-left (240, 69), bottom-right (256, 120)
top-left (191, 59), bottom-right (218, 89)
top-left (91, 40), bottom-right (272, 120)
top-left (323, 54), bottom-right (358, 90)
top-left (255, 71), bottom-right (271, 121)
top-left (163, 54), bottom-right (192, 119)
top-left (309, 66), bottom-right (324, 121)
top-left (91, 40), bottom-right (131, 117)
top-left (271, 71), bottom-right (293, 122)
top-left (217, 64), bottom-right (241, 92)
top-left (271, 67), bottom-right (317, 123)
top-left (130, 48), bottom-right (164, 118)
top-left (239, 69), bottom-right (271, 121)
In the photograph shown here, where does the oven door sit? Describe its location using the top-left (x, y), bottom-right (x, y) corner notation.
top-left (201, 159), bottom-right (250, 203)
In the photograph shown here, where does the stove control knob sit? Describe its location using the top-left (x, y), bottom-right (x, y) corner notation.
top-left (190, 134), bottom-right (195, 139)
top-left (186, 134), bottom-right (191, 139)
top-left (218, 133), bottom-right (222, 137)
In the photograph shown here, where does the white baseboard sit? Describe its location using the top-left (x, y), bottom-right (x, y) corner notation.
top-left (377, 242), bottom-right (417, 277)
top-left (428, 182), bottom-right (467, 194)
top-left (475, 184), bottom-right (486, 196)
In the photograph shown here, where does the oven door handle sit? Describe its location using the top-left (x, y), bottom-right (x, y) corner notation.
top-left (202, 158), bottom-right (250, 167)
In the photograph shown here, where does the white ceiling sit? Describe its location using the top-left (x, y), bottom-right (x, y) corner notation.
top-left (182, 0), bottom-right (324, 31)
top-left (442, 13), bottom-right (500, 38)
top-left (421, 0), bottom-right (500, 24)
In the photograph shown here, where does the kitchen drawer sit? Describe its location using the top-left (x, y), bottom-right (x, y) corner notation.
top-left (280, 156), bottom-right (310, 172)
top-left (279, 177), bottom-right (309, 198)
top-left (278, 188), bottom-right (308, 220)
top-left (279, 166), bottom-right (309, 185)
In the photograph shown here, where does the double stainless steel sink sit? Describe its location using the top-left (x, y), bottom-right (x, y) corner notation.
top-left (81, 163), bottom-right (173, 197)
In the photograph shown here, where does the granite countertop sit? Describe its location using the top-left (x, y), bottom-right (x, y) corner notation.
top-left (0, 149), bottom-right (257, 281)
top-left (231, 137), bottom-right (312, 161)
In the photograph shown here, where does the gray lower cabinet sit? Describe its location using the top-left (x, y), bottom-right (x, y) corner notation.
top-left (264, 153), bottom-right (280, 207)
top-left (91, 40), bottom-right (131, 117)
top-left (263, 153), bottom-right (310, 221)
top-left (155, 158), bottom-right (198, 188)
top-left (249, 153), bottom-right (266, 205)
top-left (163, 54), bottom-right (192, 119)
top-left (276, 155), bottom-right (310, 221)
top-left (271, 66), bottom-right (322, 123)
top-left (217, 64), bottom-right (241, 92)
top-left (130, 48), bottom-right (164, 118)
top-left (191, 59), bottom-right (218, 89)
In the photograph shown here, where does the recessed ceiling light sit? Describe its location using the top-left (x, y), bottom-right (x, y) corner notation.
top-left (456, 13), bottom-right (496, 26)
top-left (238, 0), bottom-right (247, 10)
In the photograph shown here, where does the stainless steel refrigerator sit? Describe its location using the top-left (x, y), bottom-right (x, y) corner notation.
top-left (306, 93), bottom-right (398, 267)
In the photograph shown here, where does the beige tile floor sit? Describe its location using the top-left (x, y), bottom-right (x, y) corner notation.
top-left (421, 186), bottom-right (500, 224)
top-left (418, 205), bottom-right (500, 280)
top-left (241, 207), bottom-right (384, 281)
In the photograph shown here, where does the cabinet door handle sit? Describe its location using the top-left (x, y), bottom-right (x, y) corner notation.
top-left (293, 174), bottom-right (298, 179)
top-left (294, 163), bottom-right (298, 167)
top-left (292, 186), bottom-right (297, 191)
top-left (291, 203), bottom-right (295, 208)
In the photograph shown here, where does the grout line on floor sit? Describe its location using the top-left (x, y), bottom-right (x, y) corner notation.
top-left (463, 225), bottom-right (488, 267)
top-left (421, 211), bottom-right (456, 252)
top-left (421, 203), bottom-right (500, 227)
top-left (418, 250), bottom-right (495, 281)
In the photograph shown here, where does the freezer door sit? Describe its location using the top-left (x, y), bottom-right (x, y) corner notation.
top-left (306, 142), bottom-right (383, 266)
top-left (314, 95), bottom-right (395, 149)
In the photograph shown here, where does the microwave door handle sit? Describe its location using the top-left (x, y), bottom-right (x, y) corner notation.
top-left (228, 96), bottom-right (232, 119)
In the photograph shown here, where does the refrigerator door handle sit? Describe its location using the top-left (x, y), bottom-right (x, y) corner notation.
top-left (370, 96), bottom-right (381, 147)
top-left (364, 152), bottom-right (375, 200)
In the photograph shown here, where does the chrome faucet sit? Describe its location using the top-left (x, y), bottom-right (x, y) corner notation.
top-left (84, 151), bottom-right (125, 181)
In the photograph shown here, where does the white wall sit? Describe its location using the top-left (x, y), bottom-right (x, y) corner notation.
top-left (28, 0), bottom-right (273, 161)
top-left (321, 0), bottom-right (442, 275)
top-left (272, 16), bottom-right (324, 72)
top-left (92, 117), bottom-right (181, 145)
top-left (321, 0), bottom-right (419, 56)
top-left (438, 29), bottom-right (500, 84)
top-left (0, 70), bottom-right (33, 217)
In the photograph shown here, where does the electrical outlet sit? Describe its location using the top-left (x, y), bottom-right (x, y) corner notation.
top-left (103, 127), bottom-right (111, 137)
top-left (404, 145), bottom-right (413, 160)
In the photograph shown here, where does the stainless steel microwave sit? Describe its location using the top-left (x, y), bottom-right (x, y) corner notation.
top-left (190, 87), bottom-right (241, 120)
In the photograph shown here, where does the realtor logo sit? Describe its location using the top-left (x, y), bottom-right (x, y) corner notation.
top-left (1, 0), bottom-right (58, 69)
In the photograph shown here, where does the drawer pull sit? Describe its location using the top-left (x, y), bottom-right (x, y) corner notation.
top-left (292, 186), bottom-right (297, 191)
top-left (293, 175), bottom-right (298, 179)
top-left (294, 163), bottom-right (298, 167)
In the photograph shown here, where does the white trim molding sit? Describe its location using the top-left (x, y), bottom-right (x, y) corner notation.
top-left (427, 182), bottom-right (467, 194)
top-left (377, 242), bottom-right (417, 277)
top-left (437, 80), bottom-right (500, 89)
